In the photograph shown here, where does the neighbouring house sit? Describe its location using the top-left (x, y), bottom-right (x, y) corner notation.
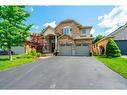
top-left (0, 46), bottom-right (25, 55)
top-left (92, 23), bottom-right (127, 55)
top-left (42, 19), bottom-right (93, 56)
top-left (92, 36), bottom-right (113, 55)
top-left (107, 23), bottom-right (127, 55)
top-left (11, 46), bottom-right (25, 54)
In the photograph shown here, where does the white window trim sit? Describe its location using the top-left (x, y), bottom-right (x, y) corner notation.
top-left (63, 26), bottom-right (72, 35)
top-left (81, 29), bottom-right (87, 36)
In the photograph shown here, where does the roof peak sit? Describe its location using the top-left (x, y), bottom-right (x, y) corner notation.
top-left (56, 19), bottom-right (92, 29)
top-left (107, 23), bottom-right (127, 36)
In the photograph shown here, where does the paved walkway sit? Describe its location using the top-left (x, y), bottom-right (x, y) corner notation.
top-left (0, 56), bottom-right (127, 89)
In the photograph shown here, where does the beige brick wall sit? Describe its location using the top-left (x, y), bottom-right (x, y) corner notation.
top-left (55, 22), bottom-right (80, 38)
top-left (92, 37), bottom-right (113, 55)
top-left (75, 39), bottom-right (92, 44)
top-left (56, 22), bottom-right (92, 45)
top-left (58, 35), bottom-right (92, 45)
top-left (58, 36), bottom-right (74, 45)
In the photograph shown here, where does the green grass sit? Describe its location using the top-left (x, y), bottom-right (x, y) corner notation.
top-left (0, 54), bottom-right (36, 71)
top-left (96, 56), bottom-right (127, 78)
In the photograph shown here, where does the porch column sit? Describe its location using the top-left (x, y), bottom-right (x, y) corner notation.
top-left (55, 35), bottom-right (57, 50)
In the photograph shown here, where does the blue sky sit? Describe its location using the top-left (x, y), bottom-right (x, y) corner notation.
top-left (25, 6), bottom-right (126, 37)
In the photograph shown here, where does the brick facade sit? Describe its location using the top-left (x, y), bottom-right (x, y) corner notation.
top-left (55, 20), bottom-right (93, 47)
top-left (34, 19), bottom-right (93, 54)
top-left (55, 22), bottom-right (80, 38)
top-left (92, 37), bottom-right (113, 55)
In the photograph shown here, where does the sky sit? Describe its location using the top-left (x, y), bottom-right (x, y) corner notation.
top-left (25, 5), bottom-right (127, 37)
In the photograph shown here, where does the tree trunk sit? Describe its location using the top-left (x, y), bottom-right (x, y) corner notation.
top-left (8, 48), bottom-right (12, 61)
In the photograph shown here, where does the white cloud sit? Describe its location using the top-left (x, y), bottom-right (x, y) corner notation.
top-left (30, 7), bottom-right (34, 12)
top-left (91, 29), bottom-right (95, 34)
top-left (43, 21), bottom-right (57, 28)
top-left (32, 25), bottom-right (39, 30)
top-left (105, 26), bottom-right (118, 34)
top-left (98, 16), bottom-right (103, 20)
top-left (98, 5), bottom-right (127, 34)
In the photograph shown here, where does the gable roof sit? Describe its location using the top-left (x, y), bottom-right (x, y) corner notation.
top-left (55, 19), bottom-right (92, 30)
top-left (107, 23), bottom-right (127, 37)
top-left (42, 25), bottom-right (55, 34)
top-left (93, 36), bottom-right (114, 45)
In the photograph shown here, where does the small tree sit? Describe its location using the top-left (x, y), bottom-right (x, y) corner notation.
top-left (0, 6), bottom-right (32, 60)
top-left (106, 38), bottom-right (121, 57)
top-left (93, 35), bottom-right (104, 44)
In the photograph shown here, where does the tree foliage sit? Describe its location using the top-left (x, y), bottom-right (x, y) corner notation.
top-left (106, 38), bottom-right (121, 57)
top-left (0, 6), bottom-right (32, 60)
top-left (93, 35), bottom-right (104, 44)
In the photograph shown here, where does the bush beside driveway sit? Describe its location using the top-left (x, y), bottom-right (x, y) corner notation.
top-left (96, 56), bottom-right (127, 79)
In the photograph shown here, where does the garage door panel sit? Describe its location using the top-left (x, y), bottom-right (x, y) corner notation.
top-left (59, 45), bottom-right (72, 56)
top-left (75, 46), bottom-right (89, 56)
top-left (115, 40), bottom-right (127, 55)
top-left (59, 44), bottom-right (89, 56)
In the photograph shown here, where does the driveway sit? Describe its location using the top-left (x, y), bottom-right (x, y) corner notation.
top-left (0, 56), bottom-right (127, 89)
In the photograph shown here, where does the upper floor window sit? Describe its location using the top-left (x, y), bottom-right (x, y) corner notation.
top-left (80, 29), bottom-right (87, 36)
top-left (63, 26), bottom-right (72, 35)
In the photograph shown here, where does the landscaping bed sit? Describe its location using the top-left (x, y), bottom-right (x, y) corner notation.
top-left (96, 56), bottom-right (127, 79)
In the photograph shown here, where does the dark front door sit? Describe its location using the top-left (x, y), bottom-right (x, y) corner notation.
top-left (51, 42), bottom-right (55, 52)
top-left (51, 36), bottom-right (55, 52)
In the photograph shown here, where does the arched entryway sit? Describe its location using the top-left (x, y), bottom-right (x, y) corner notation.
top-left (99, 46), bottom-right (105, 55)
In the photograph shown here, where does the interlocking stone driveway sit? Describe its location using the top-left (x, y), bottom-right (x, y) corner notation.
top-left (0, 56), bottom-right (127, 89)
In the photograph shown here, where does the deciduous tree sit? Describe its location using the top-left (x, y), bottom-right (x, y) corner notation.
top-left (93, 35), bottom-right (104, 44)
top-left (0, 6), bottom-right (32, 60)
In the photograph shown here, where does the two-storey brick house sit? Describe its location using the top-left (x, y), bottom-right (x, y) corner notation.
top-left (42, 19), bottom-right (93, 56)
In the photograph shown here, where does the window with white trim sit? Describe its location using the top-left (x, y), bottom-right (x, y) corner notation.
top-left (81, 29), bottom-right (87, 36)
top-left (63, 26), bottom-right (72, 35)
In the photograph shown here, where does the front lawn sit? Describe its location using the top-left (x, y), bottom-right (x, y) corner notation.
top-left (0, 54), bottom-right (37, 71)
top-left (96, 56), bottom-right (127, 78)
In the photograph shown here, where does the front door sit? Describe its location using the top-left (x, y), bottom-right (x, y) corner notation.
top-left (51, 39), bottom-right (55, 52)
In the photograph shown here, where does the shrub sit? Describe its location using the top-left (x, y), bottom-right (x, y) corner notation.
top-left (30, 50), bottom-right (37, 56)
top-left (106, 38), bottom-right (121, 57)
top-left (24, 54), bottom-right (33, 58)
top-left (93, 51), bottom-right (97, 56)
top-left (36, 53), bottom-right (42, 57)
top-left (16, 54), bottom-right (33, 59)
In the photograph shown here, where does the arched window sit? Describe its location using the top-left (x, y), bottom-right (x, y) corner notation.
top-left (63, 26), bottom-right (72, 35)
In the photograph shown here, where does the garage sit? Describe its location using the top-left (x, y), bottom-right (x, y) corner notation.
top-left (59, 44), bottom-right (72, 56)
top-left (59, 43), bottom-right (89, 56)
top-left (75, 44), bottom-right (89, 56)
top-left (115, 40), bottom-right (127, 55)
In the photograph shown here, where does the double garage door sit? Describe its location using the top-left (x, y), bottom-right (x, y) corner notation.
top-left (59, 44), bottom-right (89, 56)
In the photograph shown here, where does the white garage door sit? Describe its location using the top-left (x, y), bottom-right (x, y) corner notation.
top-left (59, 44), bottom-right (72, 56)
top-left (75, 44), bottom-right (89, 56)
